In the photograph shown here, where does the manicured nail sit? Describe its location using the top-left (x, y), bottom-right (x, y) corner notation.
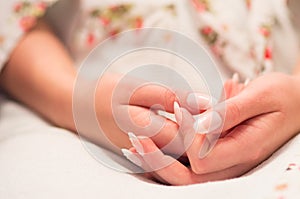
top-left (128, 132), bottom-right (144, 154)
top-left (193, 111), bottom-right (222, 134)
top-left (186, 93), bottom-right (212, 110)
top-left (173, 101), bottom-right (182, 124)
top-left (198, 138), bottom-right (211, 159)
top-left (232, 73), bottom-right (239, 83)
top-left (121, 149), bottom-right (142, 167)
top-left (244, 78), bottom-right (250, 86)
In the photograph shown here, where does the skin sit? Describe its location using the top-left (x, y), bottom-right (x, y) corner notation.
top-left (1, 19), bottom-right (300, 185)
top-left (0, 20), bottom-right (203, 155)
top-left (128, 71), bottom-right (300, 185)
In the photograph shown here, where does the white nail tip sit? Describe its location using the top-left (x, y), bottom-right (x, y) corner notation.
top-left (173, 101), bottom-right (182, 123)
top-left (232, 73), bottom-right (239, 83)
top-left (187, 93), bottom-right (211, 110)
top-left (193, 111), bottom-right (222, 134)
top-left (121, 149), bottom-right (142, 167)
top-left (174, 101), bottom-right (180, 112)
top-left (137, 136), bottom-right (149, 140)
top-left (121, 148), bottom-right (132, 157)
top-left (244, 78), bottom-right (250, 86)
top-left (128, 132), bottom-right (144, 154)
top-left (198, 139), bottom-right (211, 159)
top-left (128, 132), bottom-right (137, 140)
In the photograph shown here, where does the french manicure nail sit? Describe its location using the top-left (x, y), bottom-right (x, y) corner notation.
top-left (128, 132), bottom-right (144, 154)
top-left (193, 111), bottom-right (222, 134)
top-left (186, 93), bottom-right (212, 110)
top-left (244, 78), bottom-right (250, 86)
top-left (198, 138), bottom-right (211, 159)
top-left (121, 149), bottom-right (142, 167)
top-left (173, 101), bottom-right (182, 124)
top-left (232, 73), bottom-right (239, 83)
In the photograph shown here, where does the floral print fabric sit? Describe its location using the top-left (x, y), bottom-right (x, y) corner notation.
top-left (266, 154), bottom-right (300, 199)
top-left (190, 0), bottom-right (299, 78)
top-left (0, 0), bottom-right (57, 71)
top-left (69, 1), bottom-right (178, 60)
top-left (0, 0), bottom-right (299, 78)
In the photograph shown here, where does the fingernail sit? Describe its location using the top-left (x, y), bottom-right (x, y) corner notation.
top-left (173, 101), bottom-right (182, 124)
top-left (198, 138), bottom-right (211, 159)
top-left (128, 132), bottom-right (144, 154)
top-left (244, 78), bottom-right (250, 86)
top-left (193, 111), bottom-right (222, 134)
top-left (121, 149), bottom-right (142, 167)
top-left (186, 93), bottom-right (212, 110)
top-left (232, 73), bottom-right (239, 83)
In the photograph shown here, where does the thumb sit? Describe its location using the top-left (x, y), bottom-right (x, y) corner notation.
top-left (216, 84), bottom-right (278, 132)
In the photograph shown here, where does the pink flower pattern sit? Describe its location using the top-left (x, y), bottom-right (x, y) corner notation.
top-left (13, 1), bottom-right (51, 32)
top-left (73, 3), bottom-right (177, 50)
top-left (191, 0), bottom-right (278, 77)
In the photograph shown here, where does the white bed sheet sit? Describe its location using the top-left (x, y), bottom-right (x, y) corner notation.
top-left (0, 93), bottom-right (300, 199)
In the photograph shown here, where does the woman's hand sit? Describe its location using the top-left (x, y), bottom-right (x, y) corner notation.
top-left (189, 73), bottom-right (300, 174)
top-left (91, 73), bottom-right (213, 155)
top-left (0, 19), bottom-right (211, 156)
top-left (122, 73), bottom-right (300, 185)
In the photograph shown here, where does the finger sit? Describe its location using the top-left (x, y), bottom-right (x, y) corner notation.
top-left (175, 105), bottom-right (216, 174)
top-left (188, 112), bottom-right (282, 174)
top-left (126, 133), bottom-right (258, 185)
top-left (129, 134), bottom-right (196, 185)
top-left (174, 102), bottom-right (222, 136)
top-left (185, 133), bottom-right (208, 174)
top-left (174, 102), bottom-right (195, 129)
top-left (129, 83), bottom-right (213, 114)
top-left (115, 105), bottom-right (185, 155)
top-left (121, 148), bottom-right (144, 169)
top-left (191, 163), bottom-right (256, 184)
top-left (122, 147), bottom-right (170, 185)
top-left (215, 80), bottom-right (279, 133)
top-left (174, 103), bottom-right (223, 162)
top-left (223, 79), bottom-right (245, 99)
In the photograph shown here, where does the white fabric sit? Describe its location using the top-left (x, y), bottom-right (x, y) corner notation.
top-left (0, 93), bottom-right (300, 199)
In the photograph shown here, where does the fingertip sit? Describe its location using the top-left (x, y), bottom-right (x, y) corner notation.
top-left (128, 132), bottom-right (145, 154)
top-left (198, 137), bottom-right (211, 159)
top-left (186, 93), bottom-right (212, 112)
top-left (121, 148), bottom-right (143, 167)
top-left (138, 136), bottom-right (160, 153)
top-left (244, 78), bottom-right (250, 86)
top-left (193, 111), bottom-right (222, 135)
top-left (174, 101), bottom-right (182, 124)
top-left (232, 73), bottom-right (240, 83)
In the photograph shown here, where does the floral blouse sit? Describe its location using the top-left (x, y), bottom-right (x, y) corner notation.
top-left (0, 0), bottom-right (299, 79)
top-left (0, 0), bottom-right (300, 197)
top-left (0, 0), bottom-right (56, 71)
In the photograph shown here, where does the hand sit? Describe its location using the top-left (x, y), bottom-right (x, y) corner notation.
top-left (122, 73), bottom-right (300, 185)
top-left (192, 73), bottom-right (300, 174)
top-left (122, 134), bottom-right (242, 185)
top-left (119, 74), bottom-right (247, 184)
top-left (84, 73), bottom-right (213, 155)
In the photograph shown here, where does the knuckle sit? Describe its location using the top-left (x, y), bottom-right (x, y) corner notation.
top-left (225, 101), bottom-right (241, 124)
